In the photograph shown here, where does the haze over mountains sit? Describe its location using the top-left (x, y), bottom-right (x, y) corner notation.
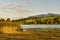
top-left (26, 13), bottom-right (60, 18)
top-left (0, 13), bottom-right (60, 20)
top-left (11, 13), bottom-right (60, 20)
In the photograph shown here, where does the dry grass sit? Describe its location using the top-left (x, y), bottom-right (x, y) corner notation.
top-left (0, 22), bottom-right (60, 40)
top-left (0, 31), bottom-right (59, 40)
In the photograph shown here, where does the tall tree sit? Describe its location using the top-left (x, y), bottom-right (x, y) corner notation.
top-left (6, 18), bottom-right (10, 21)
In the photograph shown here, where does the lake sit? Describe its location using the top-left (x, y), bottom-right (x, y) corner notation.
top-left (20, 24), bottom-right (60, 29)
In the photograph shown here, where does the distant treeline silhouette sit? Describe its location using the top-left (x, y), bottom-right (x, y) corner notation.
top-left (11, 16), bottom-right (60, 24)
top-left (0, 13), bottom-right (60, 24)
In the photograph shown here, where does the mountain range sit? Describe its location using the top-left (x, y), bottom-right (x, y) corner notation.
top-left (26, 13), bottom-right (60, 18)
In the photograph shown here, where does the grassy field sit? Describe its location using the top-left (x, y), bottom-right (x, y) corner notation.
top-left (0, 21), bottom-right (60, 40)
top-left (0, 31), bottom-right (60, 40)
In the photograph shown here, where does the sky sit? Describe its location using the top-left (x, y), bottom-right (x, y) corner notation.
top-left (0, 0), bottom-right (60, 19)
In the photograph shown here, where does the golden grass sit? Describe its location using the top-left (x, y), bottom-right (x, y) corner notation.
top-left (0, 31), bottom-right (60, 40)
top-left (0, 21), bottom-right (60, 40)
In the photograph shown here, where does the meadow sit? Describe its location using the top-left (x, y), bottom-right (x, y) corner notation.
top-left (0, 16), bottom-right (60, 40)
top-left (0, 30), bottom-right (60, 40)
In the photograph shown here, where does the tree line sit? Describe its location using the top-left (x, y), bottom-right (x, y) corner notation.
top-left (0, 18), bottom-right (10, 22)
top-left (1, 16), bottom-right (60, 24)
top-left (22, 16), bottom-right (60, 24)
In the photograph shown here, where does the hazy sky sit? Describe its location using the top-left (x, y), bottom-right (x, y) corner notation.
top-left (0, 0), bottom-right (60, 19)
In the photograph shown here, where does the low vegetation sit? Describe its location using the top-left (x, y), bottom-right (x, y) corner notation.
top-left (12, 15), bottom-right (60, 24)
top-left (0, 13), bottom-right (60, 40)
top-left (0, 14), bottom-right (60, 27)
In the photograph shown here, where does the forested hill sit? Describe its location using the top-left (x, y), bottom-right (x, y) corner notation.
top-left (12, 13), bottom-right (60, 24)
top-left (27, 13), bottom-right (60, 18)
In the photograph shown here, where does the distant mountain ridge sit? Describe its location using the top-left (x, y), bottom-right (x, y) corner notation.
top-left (26, 13), bottom-right (60, 18)
top-left (11, 13), bottom-right (60, 24)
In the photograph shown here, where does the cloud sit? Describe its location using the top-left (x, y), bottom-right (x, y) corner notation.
top-left (0, 3), bottom-right (31, 13)
top-left (0, 0), bottom-right (35, 19)
top-left (6, 0), bottom-right (32, 4)
top-left (28, 0), bottom-right (32, 4)
top-left (0, 1), bottom-right (32, 19)
top-left (1, 3), bottom-right (24, 9)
